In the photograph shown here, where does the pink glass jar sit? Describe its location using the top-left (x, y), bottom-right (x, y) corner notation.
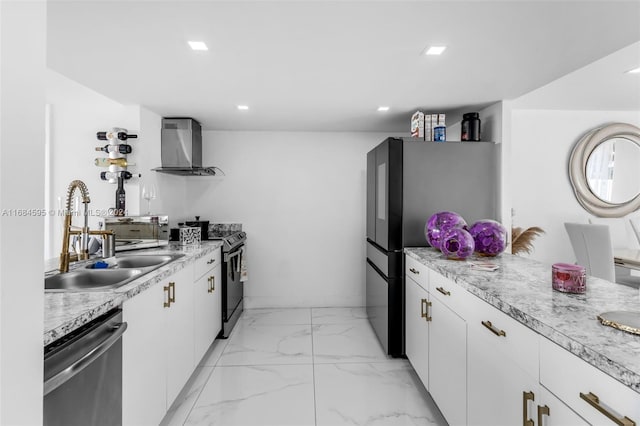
top-left (552, 263), bottom-right (586, 294)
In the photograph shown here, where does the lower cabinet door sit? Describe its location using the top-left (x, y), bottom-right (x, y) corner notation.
top-left (122, 282), bottom-right (167, 426)
top-left (165, 266), bottom-right (195, 407)
top-left (194, 263), bottom-right (222, 364)
top-left (467, 326), bottom-right (539, 426)
top-left (537, 386), bottom-right (589, 426)
top-left (429, 296), bottom-right (467, 426)
top-left (405, 277), bottom-right (430, 388)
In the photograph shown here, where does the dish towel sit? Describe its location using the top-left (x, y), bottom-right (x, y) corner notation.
top-left (239, 246), bottom-right (248, 282)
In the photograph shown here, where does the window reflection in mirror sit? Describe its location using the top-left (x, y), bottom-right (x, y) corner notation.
top-left (586, 137), bottom-right (640, 204)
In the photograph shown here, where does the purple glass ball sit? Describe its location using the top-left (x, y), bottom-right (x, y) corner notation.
top-left (468, 219), bottom-right (507, 257)
top-left (440, 227), bottom-right (475, 260)
top-left (425, 211), bottom-right (467, 250)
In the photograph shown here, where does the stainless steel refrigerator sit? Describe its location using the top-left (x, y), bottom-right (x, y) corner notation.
top-left (366, 137), bottom-right (501, 357)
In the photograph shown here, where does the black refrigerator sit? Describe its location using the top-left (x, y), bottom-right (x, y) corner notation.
top-left (366, 137), bottom-right (501, 357)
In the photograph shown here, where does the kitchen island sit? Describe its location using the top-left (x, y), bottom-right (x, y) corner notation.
top-left (44, 241), bottom-right (223, 345)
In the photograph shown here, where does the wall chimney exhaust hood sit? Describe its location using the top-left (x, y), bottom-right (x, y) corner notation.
top-left (152, 117), bottom-right (217, 176)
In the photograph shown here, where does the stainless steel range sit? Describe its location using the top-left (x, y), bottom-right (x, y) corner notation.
top-left (208, 226), bottom-right (246, 338)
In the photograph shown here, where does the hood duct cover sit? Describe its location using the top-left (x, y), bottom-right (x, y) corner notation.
top-left (153, 117), bottom-right (217, 176)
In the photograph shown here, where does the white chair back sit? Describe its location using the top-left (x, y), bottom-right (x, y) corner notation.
top-left (588, 217), bottom-right (639, 249)
top-left (564, 222), bottom-right (615, 282)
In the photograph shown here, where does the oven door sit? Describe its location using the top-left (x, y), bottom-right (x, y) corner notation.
top-left (221, 244), bottom-right (244, 338)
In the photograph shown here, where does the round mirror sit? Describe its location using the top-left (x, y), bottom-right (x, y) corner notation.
top-left (569, 123), bottom-right (640, 217)
top-left (586, 137), bottom-right (640, 204)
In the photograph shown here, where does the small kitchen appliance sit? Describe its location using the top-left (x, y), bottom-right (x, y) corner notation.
top-left (103, 215), bottom-right (169, 252)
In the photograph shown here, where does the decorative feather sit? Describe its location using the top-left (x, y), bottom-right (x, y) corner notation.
top-left (511, 226), bottom-right (545, 255)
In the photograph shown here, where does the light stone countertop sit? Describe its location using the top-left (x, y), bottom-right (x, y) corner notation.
top-left (44, 241), bottom-right (223, 346)
top-left (405, 247), bottom-right (640, 394)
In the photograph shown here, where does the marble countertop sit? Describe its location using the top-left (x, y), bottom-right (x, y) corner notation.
top-left (44, 241), bottom-right (223, 346)
top-left (405, 247), bottom-right (640, 394)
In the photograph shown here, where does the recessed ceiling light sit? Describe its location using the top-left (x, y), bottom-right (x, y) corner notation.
top-left (425, 46), bottom-right (446, 56)
top-left (237, 105), bottom-right (249, 111)
top-left (188, 41), bottom-right (208, 51)
top-left (626, 66), bottom-right (640, 74)
top-left (377, 106), bottom-right (390, 112)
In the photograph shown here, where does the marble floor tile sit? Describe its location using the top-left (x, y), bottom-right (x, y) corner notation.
top-left (239, 308), bottom-right (312, 326)
top-left (160, 366), bottom-right (214, 426)
top-left (217, 323), bottom-right (313, 366)
top-left (312, 319), bottom-right (390, 363)
top-left (198, 338), bottom-right (230, 367)
top-left (314, 361), bottom-right (447, 426)
top-left (312, 307), bottom-right (368, 324)
top-left (184, 364), bottom-right (316, 426)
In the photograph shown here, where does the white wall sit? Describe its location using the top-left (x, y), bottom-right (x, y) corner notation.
top-left (0, 1), bottom-right (46, 424)
top-left (510, 109), bottom-right (640, 266)
top-left (185, 131), bottom-right (387, 308)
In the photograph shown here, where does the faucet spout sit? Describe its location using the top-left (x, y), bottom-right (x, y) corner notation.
top-left (59, 180), bottom-right (91, 272)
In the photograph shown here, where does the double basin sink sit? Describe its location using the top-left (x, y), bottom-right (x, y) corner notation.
top-left (45, 253), bottom-right (185, 292)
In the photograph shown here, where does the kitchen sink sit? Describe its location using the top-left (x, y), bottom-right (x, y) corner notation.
top-left (113, 253), bottom-right (185, 269)
top-left (45, 269), bottom-right (144, 292)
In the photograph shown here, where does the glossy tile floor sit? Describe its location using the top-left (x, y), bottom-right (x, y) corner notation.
top-left (160, 308), bottom-right (447, 426)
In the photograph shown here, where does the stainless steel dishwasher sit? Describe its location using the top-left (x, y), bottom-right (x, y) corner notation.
top-left (44, 308), bottom-right (127, 426)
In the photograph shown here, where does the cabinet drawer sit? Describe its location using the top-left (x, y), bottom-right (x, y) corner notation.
top-left (405, 255), bottom-right (429, 291)
top-left (467, 297), bottom-right (538, 379)
top-left (194, 247), bottom-right (221, 280)
top-left (539, 337), bottom-right (640, 426)
top-left (428, 269), bottom-right (477, 316)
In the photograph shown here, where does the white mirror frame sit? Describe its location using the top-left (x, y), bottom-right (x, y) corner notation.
top-left (569, 122), bottom-right (640, 218)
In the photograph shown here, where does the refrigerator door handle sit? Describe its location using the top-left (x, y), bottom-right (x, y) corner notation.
top-left (366, 258), bottom-right (388, 281)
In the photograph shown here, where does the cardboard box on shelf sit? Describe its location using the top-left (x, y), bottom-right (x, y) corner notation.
top-left (411, 111), bottom-right (425, 139)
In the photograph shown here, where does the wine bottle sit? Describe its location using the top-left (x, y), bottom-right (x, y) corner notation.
top-left (95, 144), bottom-right (132, 154)
top-left (100, 171), bottom-right (140, 181)
top-left (94, 157), bottom-right (135, 167)
top-left (96, 130), bottom-right (138, 141)
top-left (114, 177), bottom-right (126, 216)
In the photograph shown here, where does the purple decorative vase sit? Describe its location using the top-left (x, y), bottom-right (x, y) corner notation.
top-left (425, 211), bottom-right (467, 250)
top-left (440, 227), bottom-right (475, 260)
top-left (468, 219), bottom-right (507, 257)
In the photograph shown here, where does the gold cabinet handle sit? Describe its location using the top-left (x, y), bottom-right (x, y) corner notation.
top-left (169, 282), bottom-right (176, 303)
top-left (409, 268), bottom-right (419, 275)
top-left (436, 286), bottom-right (450, 296)
top-left (482, 320), bottom-right (506, 337)
top-left (163, 284), bottom-right (171, 308)
top-left (523, 391), bottom-right (535, 426)
top-left (420, 298), bottom-right (432, 322)
top-left (580, 392), bottom-right (636, 426)
top-left (538, 405), bottom-right (550, 426)
top-left (208, 276), bottom-right (215, 293)
top-left (206, 258), bottom-right (215, 265)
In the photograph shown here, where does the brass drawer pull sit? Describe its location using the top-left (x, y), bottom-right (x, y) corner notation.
top-left (169, 282), bottom-right (176, 303)
top-left (208, 276), bottom-right (215, 293)
top-left (538, 405), bottom-right (550, 426)
top-left (163, 284), bottom-right (171, 308)
top-left (482, 320), bottom-right (506, 337)
top-left (206, 258), bottom-right (215, 265)
top-left (436, 286), bottom-right (450, 296)
top-left (409, 268), bottom-right (419, 274)
top-left (580, 392), bottom-right (636, 426)
top-left (523, 391), bottom-right (535, 426)
top-left (420, 298), bottom-right (432, 321)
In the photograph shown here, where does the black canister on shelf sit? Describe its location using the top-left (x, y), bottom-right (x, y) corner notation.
top-left (461, 112), bottom-right (481, 141)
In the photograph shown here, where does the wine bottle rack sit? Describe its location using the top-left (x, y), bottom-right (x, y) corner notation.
top-left (95, 127), bottom-right (138, 184)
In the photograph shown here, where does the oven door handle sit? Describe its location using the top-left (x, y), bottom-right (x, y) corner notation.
top-left (44, 322), bottom-right (127, 395)
top-left (224, 249), bottom-right (242, 263)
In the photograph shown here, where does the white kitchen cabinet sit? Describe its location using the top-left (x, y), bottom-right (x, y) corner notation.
top-left (194, 247), bottom-right (222, 364)
top-left (539, 336), bottom-right (640, 426)
top-left (405, 258), bottom-right (467, 426)
top-left (122, 276), bottom-right (167, 426)
top-left (405, 275), bottom-right (430, 386)
top-left (122, 264), bottom-right (194, 426)
top-left (165, 265), bottom-right (195, 406)
top-left (467, 295), bottom-right (540, 426)
top-left (537, 386), bottom-right (589, 426)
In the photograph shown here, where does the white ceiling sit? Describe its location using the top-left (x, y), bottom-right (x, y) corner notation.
top-left (47, 0), bottom-right (640, 132)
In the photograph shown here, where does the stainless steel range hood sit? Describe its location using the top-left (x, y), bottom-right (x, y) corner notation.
top-left (152, 117), bottom-right (217, 176)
